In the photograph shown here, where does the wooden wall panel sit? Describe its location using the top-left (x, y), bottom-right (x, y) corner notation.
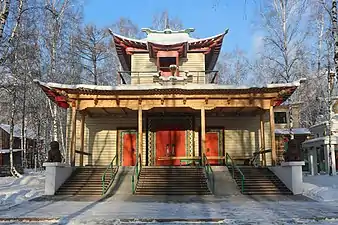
top-left (131, 53), bottom-right (157, 85)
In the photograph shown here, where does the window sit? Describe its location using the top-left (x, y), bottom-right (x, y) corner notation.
top-left (159, 57), bottom-right (176, 71)
top-left (274, 112), bottom-right (287, 124)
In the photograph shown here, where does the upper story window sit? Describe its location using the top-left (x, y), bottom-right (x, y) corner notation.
top-left (157, 51), bottom-right (179, 77)
top-left (274, 112), bottom-right (287, 124)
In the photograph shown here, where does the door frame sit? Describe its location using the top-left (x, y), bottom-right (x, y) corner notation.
top-left (147, 116), bottom-right (194, 166)
top-left (117, 128), bottom-right (138, 166)
top-left (198, 127), bottom-right (224, 164)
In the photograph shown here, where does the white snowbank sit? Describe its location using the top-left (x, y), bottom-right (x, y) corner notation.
top-left (0, 169), bottom-right (45, 210)
top-left (303, 175), bottom-right (338, 201)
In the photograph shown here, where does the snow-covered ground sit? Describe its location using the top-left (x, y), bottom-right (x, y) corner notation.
top-left (0, 169), bottom-right (45, 210)
top-left (3, 171), bottom-right (338, 224)
top-left (303, 174), bottom-right (338, 202)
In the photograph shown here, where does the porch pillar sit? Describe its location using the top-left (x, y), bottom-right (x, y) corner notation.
top-left (269, 105), bottom-right (277, 166)
top-left (260, 112), bottom-right (266, 166)
top-left (201, 107), bottom-right (206, 164)
top-left (79, 112), bottom-right (85, 167)
top-left (138, 107), bottom-right (143, 165)
top-left (70, 103), bottom-right (77, 166)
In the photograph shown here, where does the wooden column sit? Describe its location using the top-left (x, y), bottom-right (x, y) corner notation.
top-left (201, 107), bottom-right (206, 163)
top-left (260, 112), bottom-right (266, 167)
top-left (70, 104), bottom-right (77, 166)
top-left (269, 105), bottom-right (276, 166)
top-left (79, 112), bottom-right (85, 167)
top-left (138, 106), bottom-right (143, 165)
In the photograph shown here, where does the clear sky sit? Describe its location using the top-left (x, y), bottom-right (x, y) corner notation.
top-left (83, 0), bottom-right (258, 54)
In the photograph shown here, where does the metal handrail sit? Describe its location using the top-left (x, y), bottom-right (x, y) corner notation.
top-left (250, 148), bottom-right (272, 167)
top-left (225, 153), bottom-right (245, 193)
top-left (131, 153), bottom-right (142, 194)
top-left (202, 153), bottom-right (215, 193)
top-left (101, 155), bottom-right (118, 195)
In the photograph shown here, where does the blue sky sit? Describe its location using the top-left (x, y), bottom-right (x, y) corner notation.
top-left (83, 0), bottom-right (259, 55)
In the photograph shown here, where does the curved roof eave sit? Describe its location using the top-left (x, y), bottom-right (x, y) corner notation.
top-left (188, 29), bottom-right (229, 45)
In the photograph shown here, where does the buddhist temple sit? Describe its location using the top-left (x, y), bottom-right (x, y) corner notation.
top-left (37, 26), bottom-right (305, 196)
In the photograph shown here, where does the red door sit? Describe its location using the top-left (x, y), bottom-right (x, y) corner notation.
top-left (205, 132), bottom-right (220, 165)
top-left (156, 130), bottom-right (172, 166)
top-left (171, 130), bottom-right (186, 165)
top-left (122, 132), bottom-right (137, 166)
top-left (156, 129), bottom-right (186, 165)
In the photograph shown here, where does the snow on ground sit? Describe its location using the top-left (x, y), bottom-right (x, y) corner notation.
top-left (0, 169), bottom-right (45, 210)
top-left (303, 174), bottom-right (338, 202)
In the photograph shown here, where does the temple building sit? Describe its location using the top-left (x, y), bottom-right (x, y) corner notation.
top-left (36, 26), bottom-right (305, 196)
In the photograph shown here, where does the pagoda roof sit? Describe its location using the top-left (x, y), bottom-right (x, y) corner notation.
top-left (34, 78), bottom-right (305, 109)
top-left (110, 28), bottom-right (228, 71)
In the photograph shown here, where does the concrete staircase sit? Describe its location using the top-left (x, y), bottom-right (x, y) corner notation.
top-left (135, 166), bottom-right (211, 195)
top-left (231, 166), bottom-right (292, 195)
top-left (56, 167), bottom-right (118, 196)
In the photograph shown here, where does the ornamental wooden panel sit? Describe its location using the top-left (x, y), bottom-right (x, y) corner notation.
top-left (194, 112), bottom-right (272, 166)
top-left (131, 53), bottom-right (157, 85)
top-left (179, 53), bottom-right (205, 84)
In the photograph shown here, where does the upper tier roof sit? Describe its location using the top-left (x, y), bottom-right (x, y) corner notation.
top-left (109, 27), bottom-right (228, 71)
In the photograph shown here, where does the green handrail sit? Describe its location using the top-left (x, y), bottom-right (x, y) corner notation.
top-left (202, 153), bottom-right (214, 193)
top-left (102, 155), bottom-right (118, 195)
top-left (225, 152), bottom-right (245, 193)
top-left (131, 153), bottom-right (142, 194)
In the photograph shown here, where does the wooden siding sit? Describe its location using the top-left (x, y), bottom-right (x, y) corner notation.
top-left (194, 112), bottom-right (272, 165)
top-left (131, 53), bottom-right (157, 85)
top-left (179, 53), bottom-right (205, 84)
top-left (67, 112), bottom-right (147, 166)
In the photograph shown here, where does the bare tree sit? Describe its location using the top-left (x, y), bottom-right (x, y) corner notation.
top-left (75, 24), bottom-right (110, 85)
top-left (151, 10), bottom-right (183, 31)
top-left (216, 47), bottom-right (249, 85)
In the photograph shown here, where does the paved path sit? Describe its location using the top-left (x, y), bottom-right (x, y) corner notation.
top-left (0, 194), bottom-right (337, 224)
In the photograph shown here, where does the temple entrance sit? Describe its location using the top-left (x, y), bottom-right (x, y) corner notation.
top-left (204, 129), bottom-right (224, 165)
top-left (156, 129), bottom-right (186, 165)
top-left (119, 130), bottom-right (137, 166)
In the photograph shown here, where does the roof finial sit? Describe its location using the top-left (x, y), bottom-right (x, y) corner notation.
top-left (165, 11), bottom-right (170, 30)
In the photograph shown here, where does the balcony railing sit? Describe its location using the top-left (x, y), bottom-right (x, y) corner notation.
top-left (117, 70), bottom-right (219, 85)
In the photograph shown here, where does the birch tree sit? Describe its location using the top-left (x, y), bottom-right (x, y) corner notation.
top-left (256, 0), bottom-right (310, 83)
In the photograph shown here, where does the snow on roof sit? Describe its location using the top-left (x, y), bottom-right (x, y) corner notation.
top-left (33, 78), bottom-right (306, 92)
top-left (275, 128), bottom-right (311, 135)
top-left (111, 28), bottom-right (227, 46)
top-left (0, 124), bottom-right (37, 139)
top-left (143, 32), bottom-right (196, 45)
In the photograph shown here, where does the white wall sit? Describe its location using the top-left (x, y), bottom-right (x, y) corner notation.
top-left (269, 161), bottom-right (305, 195)
top-left (44, 162), bottom-right (74, 195)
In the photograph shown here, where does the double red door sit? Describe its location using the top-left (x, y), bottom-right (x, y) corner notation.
top-left (156, 129), bottom-right (186, 165)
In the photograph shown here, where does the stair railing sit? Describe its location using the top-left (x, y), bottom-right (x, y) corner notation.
top-left (101, 155), bottom-right (118, 195)
top-left (249, 148), bottom-right (272, 167)
top-left (225, 153), bottom-right (245, 193)
top-left (202, 153), bottom-right (215, 193)
top-left (131, 153), bottom-right (142, 194)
